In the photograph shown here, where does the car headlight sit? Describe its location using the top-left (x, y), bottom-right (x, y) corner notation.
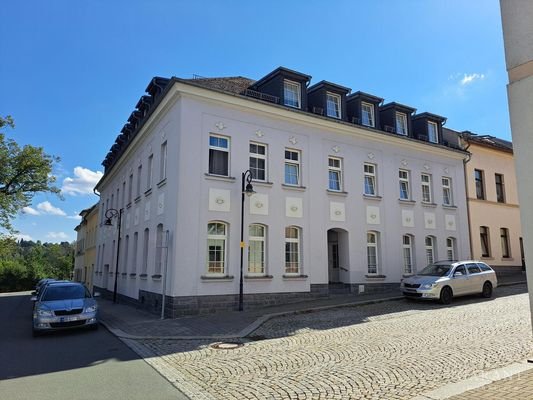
top-left (85, 305), bottom-right (97, 313)
top-left (37, 309), bottom-right (53, 317)
top-left (422, 283), bottom-right (437, 289)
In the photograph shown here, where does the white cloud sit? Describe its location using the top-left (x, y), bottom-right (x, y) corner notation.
top-left (460, 73), bottom-right (485, 86)
top-left (46, 231), bottom-right (70, 241)
top-left (61, 166), bottom-right (103, 196)
top-left (14, 233), bottom-right (33, 241)
top-left (67, 214), bottom-right (82, 221)
top-left (21, 206), bottom-right (40, 216)
top-left (37, 201), bottom-right (66, 216)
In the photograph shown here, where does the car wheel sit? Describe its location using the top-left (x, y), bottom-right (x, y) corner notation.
top-left (439, 286), bottom-right (453, 305)
top-left (481, 281), bottom-right (493, 298)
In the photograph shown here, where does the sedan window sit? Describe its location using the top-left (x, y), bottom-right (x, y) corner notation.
top-left (466, 263), bottom-right (482, 274)
top-left (453, 265), bottom-right (466, 276)
top-left (477, 263), bottom-right (492, 272)
top-left (41, 285), bottom-right (90, 301)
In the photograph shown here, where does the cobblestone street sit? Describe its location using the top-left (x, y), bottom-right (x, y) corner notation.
top-left (126, 285), bottom-right (533, 400)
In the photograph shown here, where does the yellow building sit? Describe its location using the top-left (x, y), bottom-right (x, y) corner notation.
top-left (74, 204), bottom-right (99, 291)
top-left (461, 131), bottom-right (524, 271)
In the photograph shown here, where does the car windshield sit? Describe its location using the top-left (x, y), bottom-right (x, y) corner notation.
top-left (418, 264), bottom-right (452, 276)
top-left (41, 285), bottom-right (90, 301)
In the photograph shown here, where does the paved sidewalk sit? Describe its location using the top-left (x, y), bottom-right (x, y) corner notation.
top-left (98, 270), bottom-right (526, 340)
top-left (98, 288), bottom-right (404, 339)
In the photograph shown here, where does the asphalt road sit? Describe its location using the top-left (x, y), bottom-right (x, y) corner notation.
top-left (0, 292), bottom-right (188, 400)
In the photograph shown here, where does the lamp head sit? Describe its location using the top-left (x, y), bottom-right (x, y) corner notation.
top-left (244, 183), bottom-right (255, 197)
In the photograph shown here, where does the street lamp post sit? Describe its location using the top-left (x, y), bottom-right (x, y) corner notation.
top-left (239, 170), bottom-right (255, 311)
top-left (104, 208), bottom-right (123, 304)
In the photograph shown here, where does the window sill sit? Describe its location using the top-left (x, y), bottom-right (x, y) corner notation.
top-left (365, 274), bottom-right (386, 281)
top-left (421, 202), bottom-right (438, 208)
top-left (402, 274), bottom-right (414, 278)
top-left (281, 184), bottom-right (306, 191)
top-left (134, 196), bottom-right (141, 204)
top-left (252, 180), bottom-right (274, 187)
top-left (204, 173), bottom-right (236, 183)
top-left (157, 179), bottom-right (167, 188)
top-left (129, 273), bottom-right (137, 278)
top-left (363, 194), bottom-right (382, 201)
top-left (501, 257), bottom-right (514, 261)
top-left (327, 189), bottom-right (348, 197)
top-left (442, 204), bottom-right (457, 209)
top-left (144, 188), bottom-right (153, 197)
top-left (245, 275), bottom-right (274, 280)
top-left (121, 272), bottom-right (128, 278)
top-left (139, 273), bottom-right (148, 280)
top-left (480, 256), bottom-right (494, 260)
top-left (282, 274), bottom-right (308, 280)
top-left (126, 202), bottom-right (132, 209)
top-left (201, 275), bottom-right (234, 281)
top-left (398, 199), bottom-right (416, 205)
top-left (152, 274), bottom-right (162, 281)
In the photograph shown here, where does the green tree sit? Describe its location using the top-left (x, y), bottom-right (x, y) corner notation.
top-left (0, 115), bottom-right (60, 232)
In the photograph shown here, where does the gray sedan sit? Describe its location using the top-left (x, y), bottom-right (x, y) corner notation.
top-left (400, 260), bottom-right (498, 304)
top-left (31, 281), bottom-right (99, 336)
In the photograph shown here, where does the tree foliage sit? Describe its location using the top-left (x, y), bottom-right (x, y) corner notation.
top-left (0, 238), bottom-right (74, 292)
top-left (0, 115), bottom-right (60, 232)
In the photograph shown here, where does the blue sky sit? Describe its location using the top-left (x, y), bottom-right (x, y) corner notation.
top-left (0, 0), bottom-right (509, 243)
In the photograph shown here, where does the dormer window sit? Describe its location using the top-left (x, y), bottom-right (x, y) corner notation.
top-left (326, 92), bottom-right (341, 119)
top-left (395, 112), bottom-right (408, 135)
top-left (361, 102), bottom-right (375, 127)
top-left (427, 121), bottom-right (438, 143)
top-left (284, 80), bottom-right (301, 109)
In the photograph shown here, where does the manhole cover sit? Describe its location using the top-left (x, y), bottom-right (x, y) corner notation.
top-left (210, 342), bottom-right (244, 350)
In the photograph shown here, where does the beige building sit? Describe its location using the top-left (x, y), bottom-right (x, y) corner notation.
top-left (460, 131), bottom-right (524, 271)
top-left (74, 204), bottom-right (99, 291)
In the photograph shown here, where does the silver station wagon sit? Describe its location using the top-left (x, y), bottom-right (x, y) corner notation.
top-left (32, 281), bottom-right (99, 336)
top-left (400, 260), bottom-right (498, 304)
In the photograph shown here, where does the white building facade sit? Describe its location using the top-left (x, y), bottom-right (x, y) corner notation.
top-left (94, 69), bottom-right (470, 316)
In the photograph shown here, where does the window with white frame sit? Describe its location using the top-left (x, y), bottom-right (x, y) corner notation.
top-left (123, 235), bottom-right (129, 274)
top-left (395, 112), bottom-right (408, 135)
top-left (248, 224), bottom-right (266, 274)
top-left (403, 235), bottom-right (413, 274)
top-left (128, 174), bottom-right (133, 203)
top-left (147, 154), bottom-right (153, 190)
top-left (367, 232), bottom-right (379, 274)
top-left (428, 121), bottom-right (438, 143)
top-left (446, 237), bottom-right (456, 261)
top-left (283, 80), bottom-right (301, 108)
top-left (249, 143), bottom-right (267, 181)
top-left (425, 236), bottom-right (435, 265)
top-left (328, 157), bottom-right (342, 191)
top-left (207, 222), bottom-right (227, 274)
top-left (399, 169), bottom-right (410, 200)
top-left (442, 177), bottom-right (453, 206)
top-left (421, 173), bottom-right (432, 203)
top-left (160, 141), bottom-right (167, 181)
top-left (326, 92), bottom-right (341, 119)
top-left (284, 149), bottom-right (300, 186)
top-left (155, 224), bottom-right (163, 275)
top-left (285, 226), bottom-right (301, 274)
top-left (142, 228), bottom-right (149, 275)
top-left (136, 165), bottom-right (142, 198)
top-left (208, 135), bottom-right (230, 176)
top-left (131, 232), bottom-right (138, 274)
top-left (361, 102), bottom-right (375, 127)
top-left (364, 163), bottom-right (377, 196)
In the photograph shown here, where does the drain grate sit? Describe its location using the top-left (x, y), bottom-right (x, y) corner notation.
top-left (210, 342), bottom-right (244, 350)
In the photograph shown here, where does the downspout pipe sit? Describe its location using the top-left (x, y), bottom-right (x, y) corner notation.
top-left (460, 134), bottom-right (473, 259)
